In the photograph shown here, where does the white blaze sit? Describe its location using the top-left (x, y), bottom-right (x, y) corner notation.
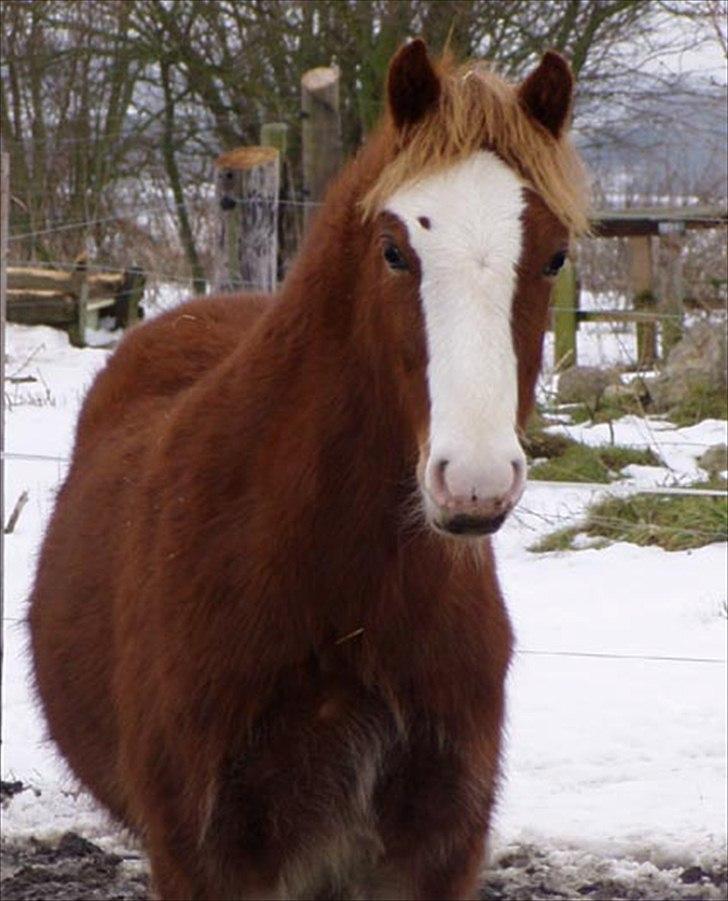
top-left (385, 151), bottom-right (526, 510)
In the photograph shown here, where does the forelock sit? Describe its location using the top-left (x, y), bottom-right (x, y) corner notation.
top-left (362, 60), bottom-right (591, 236)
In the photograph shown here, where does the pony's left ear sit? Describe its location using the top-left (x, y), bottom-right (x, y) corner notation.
top-left (518, 51), bottom-right (574, 138)
top-left (387, 38), bottom-right (441, 131)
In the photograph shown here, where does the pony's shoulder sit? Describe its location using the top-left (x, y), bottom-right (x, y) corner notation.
top-left (75, 291), bottom-right (271, 447)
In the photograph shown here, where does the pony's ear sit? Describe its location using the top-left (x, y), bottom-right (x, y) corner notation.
top-left (387, 38), bottom-right (441, 131)
top-left (518, 51), bottom-right (574, 138)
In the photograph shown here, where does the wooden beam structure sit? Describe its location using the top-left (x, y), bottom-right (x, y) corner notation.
top-left (551, 206), bottom-right (727, 369)
top-left (591, 206), bottom-right (727, 238)
top-left (6, 263), bottom-right (145, 343)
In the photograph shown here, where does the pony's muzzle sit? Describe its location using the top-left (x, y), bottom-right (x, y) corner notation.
top-left (423, 450), bottom-right (526, 536)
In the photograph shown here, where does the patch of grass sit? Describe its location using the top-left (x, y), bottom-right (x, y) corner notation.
top-left (530, 444), bottom-right (610, 483)
top-left (531, 483), bottom-right (728, 553)
top-left (529, 442), bottom-right (661, 484)
top-left (666, 383), bottom-right (728, 427)
top-left (523, 430), bottom-right (574, 461)
top-left (566, 394), bottom-right (645, 425)
top-left (526, 408), bottom-right (662, 484)
top-left (597, 445), bottom-right (660, 470)
top-left (531, 527), bottom-right (580, 553)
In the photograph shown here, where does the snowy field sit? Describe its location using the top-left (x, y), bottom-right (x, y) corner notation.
top-left (2, 308), bottom-right (727, 898)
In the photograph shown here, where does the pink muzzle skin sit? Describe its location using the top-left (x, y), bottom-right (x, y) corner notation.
top-left (425, 456), bottom-right (526, 535)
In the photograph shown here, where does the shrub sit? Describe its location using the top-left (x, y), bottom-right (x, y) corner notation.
top-left (665, 383), bottom-right (728, 427)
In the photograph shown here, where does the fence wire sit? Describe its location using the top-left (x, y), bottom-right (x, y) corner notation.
top-left (4, 210), bottom-right (727, 584)
top-left (8, 195), bottom-right (325, 242)
top-left (5, 255), bottom-right (709, 323)
top-left (1, 611), bottom-right (724, 666)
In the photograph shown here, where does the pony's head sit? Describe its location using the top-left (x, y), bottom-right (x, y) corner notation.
top-left (357, 39), bottom-right (589, 538)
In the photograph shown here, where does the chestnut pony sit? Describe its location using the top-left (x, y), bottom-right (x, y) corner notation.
top-left (29, 41), bottom-right (588, 900)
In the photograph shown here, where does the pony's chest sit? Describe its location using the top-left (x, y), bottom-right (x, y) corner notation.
top-left (272, 694), bottom-right (419, 900)
top-left (215, 684), bottom-right (414, 897)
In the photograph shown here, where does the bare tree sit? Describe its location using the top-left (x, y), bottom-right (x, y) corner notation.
top-left (2, 0), bottom-right (724, 296)
top-left (1, 1), bottom-right (150, 261)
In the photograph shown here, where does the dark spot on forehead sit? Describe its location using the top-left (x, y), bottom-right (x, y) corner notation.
top-left (417, 216), bottom-right (431, 230)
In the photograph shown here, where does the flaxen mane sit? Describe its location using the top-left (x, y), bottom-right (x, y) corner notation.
top-left (362, 58), bottom-right (590, 235)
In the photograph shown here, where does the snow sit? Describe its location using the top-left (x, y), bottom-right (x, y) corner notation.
top-left (543, 320), bottom-right (639, 371)
top-left (2, 309), bottom-right (726, 877)
top-left (545, 415), bottom-right (728, 485)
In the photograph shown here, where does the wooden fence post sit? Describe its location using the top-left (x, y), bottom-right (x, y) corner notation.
top-left (552, 258), bottom-right (579, 371)
top-left (260, 122), bottom-right (288, 160)
top-left (67, 257), bottom-right (89, 348)
top-left (260, 123), bottom-right (293, 277)
top-left (114, 266), bottom-right (146, 329)
top-left (628, 235), bottom-right (656, 368)
top-left (659, 223), bottom-right (686, 357)
top-left (301, 65), bottom-right (342, 232)
top-left (213, 147), bottom-right (280, 295)
top-left (0, 147), bottom-right (9, 738)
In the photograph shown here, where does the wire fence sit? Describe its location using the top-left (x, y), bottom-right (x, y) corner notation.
top-left (8, 195), bottom-right (325, 243)
top-left (5, 254), bottom-right (712, 322)
top-left (1, 609), bottom-right (723, 665)
top-left (5, 268), bottom-right (701, 323)
top-left (2, 448), bottom-right (725, 498)
top-left (6, 256), bottom-right (262, 291)
top-left (4, 196), bottom-right (727, 631)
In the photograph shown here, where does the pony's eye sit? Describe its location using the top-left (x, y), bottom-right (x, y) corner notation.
top-left (543, 250), bottom-right (567, 277)
top-left (383, 243), bottom-right (409, 272)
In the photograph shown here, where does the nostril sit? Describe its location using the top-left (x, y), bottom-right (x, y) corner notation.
top-left (509, 458), bottom-right (527, 503)
top-left (431, 459), bottom-right (450, 505)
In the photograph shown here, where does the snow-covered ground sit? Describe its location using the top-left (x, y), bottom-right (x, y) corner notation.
top-left (2, 313), bottom-right (727, 889)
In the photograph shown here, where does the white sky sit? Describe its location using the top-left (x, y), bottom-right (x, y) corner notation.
top-left (646, 13), bottom-right (727, 84)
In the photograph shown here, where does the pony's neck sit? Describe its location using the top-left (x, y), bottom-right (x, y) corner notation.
top-left (272, 132), bottom-right (403, 450)
top-left (229, 135), bottom-right (420, 579)
top-left (282, 131), bottom-right (388, 316)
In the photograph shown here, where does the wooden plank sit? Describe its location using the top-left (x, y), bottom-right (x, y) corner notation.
top-left (7, 267), bottom-right (124, 298)
top-left (8, 287), bottom-right (73, 300)
top-left (86, 297), bottom-right (118, 312)
top-left (552, 259), bottom-right (578, 370)
top-left (88, 271), bottom-right (125, 292)
top-left (7, 267), bottom-right (75, 291)
top-left (213, 146), bottom-right (280, 294)
top-left (592, 206), bottom-right (726, 238)
top-left (7, 294), bottom-right (76, 324)
top-left (301, 65), bottom-right (342, 232)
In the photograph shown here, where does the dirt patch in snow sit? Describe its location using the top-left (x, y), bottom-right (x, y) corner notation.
top-left (485, 845), bottom-right (727, 901)
top-left (0, 833), bottom-right (147, 901)
top-left (1, 833), bottom-right (725, 900)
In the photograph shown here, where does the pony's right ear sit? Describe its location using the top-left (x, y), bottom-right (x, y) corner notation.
top-left (387, 38), bottom-right (441, 132)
